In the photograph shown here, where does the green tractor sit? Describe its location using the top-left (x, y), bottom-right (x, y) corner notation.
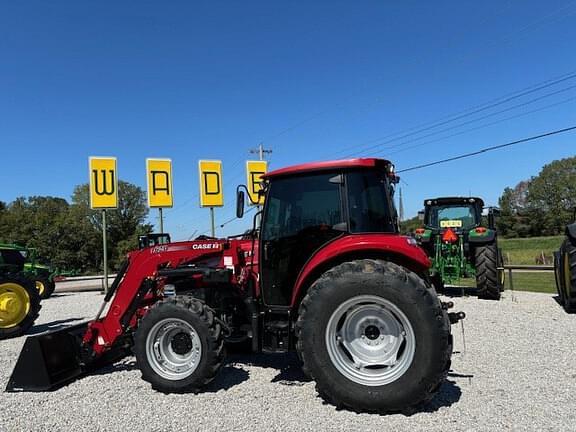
top-left (0, 244), bottom-right (56, 299)
top-left (138, 233), bottom-right (171, 250)
top-left (0, 246), bottom-right (41, 339)
top-left (554, 209), bottom-right (576, 312)
top-left (414, 197), bottom-right (504, 300)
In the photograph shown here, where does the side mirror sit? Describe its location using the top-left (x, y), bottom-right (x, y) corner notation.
top-left (236, 189), bottom-right (245, 219)
top-left (486, 207), bottom-right (500, 229)
top-left (418, 210), bottom-right (425, 222)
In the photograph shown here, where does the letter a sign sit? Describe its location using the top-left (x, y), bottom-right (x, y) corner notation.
top-left (198, 160), bottom-right (223, 207)
top-left (146, 158), bottom-right (173, 208)
top-left (89, 157), bottom-right (118, 209)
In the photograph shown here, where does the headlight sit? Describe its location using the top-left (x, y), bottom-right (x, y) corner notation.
top-left (406, 238), bottom-right (418, 246)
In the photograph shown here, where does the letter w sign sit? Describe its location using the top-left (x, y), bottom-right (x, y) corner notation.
top-left (89, 157), bottom-right (118, 209)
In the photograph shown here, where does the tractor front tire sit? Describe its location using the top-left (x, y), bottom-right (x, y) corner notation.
top-left (35, 276), bottom-right (55, 299)
top-left (475, 242), bottom-right (501, 300)
top-left (558, 239), bottom-right (576, 312)
top-left (0, 275), bottom-right (41, 340)
top-left (296, 259), bottom-right (452, 414)
top-left (134, 295), bottom-right (224, 393)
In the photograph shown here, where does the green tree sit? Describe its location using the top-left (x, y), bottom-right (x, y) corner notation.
top-left (527, 156), bottom-right (576, 235)
top-left (71, 180), bottom-right (151, 269)
top-left (400, 215), bottom-right (422, 235)
top-left (497, 181), bottom-right (532, 237)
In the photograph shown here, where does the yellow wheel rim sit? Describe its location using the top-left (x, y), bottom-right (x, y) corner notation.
top-left (0, 282), bottom-right (31, 329)
top-left (36, 280), bottom-right (45, 296)
top-left (499, 269), bottom-right (505, 286)
top-left (565, 253), bottom-right (572, 298)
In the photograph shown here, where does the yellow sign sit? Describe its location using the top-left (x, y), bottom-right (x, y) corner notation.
top-left (246, 160), bottom-right (267, 205)
top-left (146, 159), bottom-right (173, 208)
top-left (199, 160), bottom-right (223, 207)
top-left (440, 219), bottom-right (463, 228)
top-left (89, 157), bottom-right (118, 209)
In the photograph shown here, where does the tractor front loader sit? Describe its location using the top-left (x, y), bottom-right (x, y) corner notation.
top-left (554, 209), bottom-right (576, 312)
top-left (415, 197), bottom-right (504, 300)
top-left (7, 158), bottom-right (465, 414)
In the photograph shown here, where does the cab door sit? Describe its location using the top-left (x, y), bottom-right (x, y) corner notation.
top-left (260, 172), bottom-right (345, 306)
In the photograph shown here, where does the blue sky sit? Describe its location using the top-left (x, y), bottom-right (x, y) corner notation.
top-left (1, 1), bottom-right (575, 240)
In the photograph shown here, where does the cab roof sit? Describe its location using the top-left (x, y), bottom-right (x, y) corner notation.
top-left (424, 197), bottom-right (485, 208)
top-left (264, 158), bottom-right (392, 179)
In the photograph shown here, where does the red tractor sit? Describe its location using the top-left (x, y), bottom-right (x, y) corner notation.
top-left (7, 158), bottom-right (463, 414)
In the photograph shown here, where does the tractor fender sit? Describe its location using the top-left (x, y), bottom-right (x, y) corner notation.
top-left (566, 223), bottom-right (576, 243)
top-left (467, 230), bottom-right (496, 244)
top-left (290, 234), bottom-right (431, 307)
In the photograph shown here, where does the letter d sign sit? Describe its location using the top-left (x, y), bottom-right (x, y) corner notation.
top-left (199, 160), bottom-right (224, 207)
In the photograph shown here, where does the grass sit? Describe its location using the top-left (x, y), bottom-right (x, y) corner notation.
top-left (499, 235), bottom-right (563, 265)
top-left (449, 236), bottom-right (564, 294)
top-left (455, 272), bottom-right (556, 294)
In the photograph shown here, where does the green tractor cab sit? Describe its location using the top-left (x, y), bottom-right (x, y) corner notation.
top-left (415, 197), bottom-right (504, 300)
top-left (138, 233), bottom-right (171, 250)
top-left (554, 209), bottom-right (576, 312)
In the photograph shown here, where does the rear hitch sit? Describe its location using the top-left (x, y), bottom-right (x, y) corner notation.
top-left (448, 311), bottom-right (466, 324)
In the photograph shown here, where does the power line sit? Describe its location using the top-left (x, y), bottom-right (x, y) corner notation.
top-left (339, 75), bottom-right (576, 158)
top-left (370, 84), bottom-right (576, 156)
top-left (385, 95), bottom-right (576, 157)
top-left (333, 70), bottom-right (576, 158)
top-left (397, 125), bottom-right (576, 174)
top-left (263, 2), bottom-right (576, 150)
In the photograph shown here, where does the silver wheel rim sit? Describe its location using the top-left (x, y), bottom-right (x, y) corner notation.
top-left (146, 318), bottom-right (202, 380)
top-left (325, 295), bottom-right (416, 386)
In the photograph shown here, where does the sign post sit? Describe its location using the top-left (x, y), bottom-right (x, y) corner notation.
top-left (198, 160), bottom-right (224, 237)
top-left (146, 158), bottom-right (174, 234)
top-left (89, 157), bottom-right (118, 295)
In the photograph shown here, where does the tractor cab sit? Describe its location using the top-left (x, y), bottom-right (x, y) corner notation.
top-left (138, 233), bottom-right (172, 250)
top-left (0, 243), bottom-right (27, 274)
top-left (424, 197), bottom-right (483, 232)
top-left (238, 158), bottom-right (401, 306)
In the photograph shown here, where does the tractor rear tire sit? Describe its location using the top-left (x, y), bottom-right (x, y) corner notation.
top-left (134, 295), bottom-right (225, 393)
top-left (295, 259), bottom-right (452, 414)
top-left (475, 242), bottom-right (501, 300)
top-left (36, 276), bottom-right (55, 299)
top-left (558, 239), bottom-right (576, 313)
top-left (0, 275), bottom-right (41, 340)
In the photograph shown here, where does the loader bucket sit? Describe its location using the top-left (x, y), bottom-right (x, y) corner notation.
top-left (5, 322), bottom-right (89, 392)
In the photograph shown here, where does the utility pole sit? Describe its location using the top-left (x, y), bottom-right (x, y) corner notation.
top-left (249, 143), bottom-right (272, 226)
top-left (399, 187), bottom-right (404, 222)
top-left (249, 142), bottom-right (272, 161)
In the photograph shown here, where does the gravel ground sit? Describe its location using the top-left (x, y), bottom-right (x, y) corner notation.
top-left (2, 290), bottom-right (576, 432)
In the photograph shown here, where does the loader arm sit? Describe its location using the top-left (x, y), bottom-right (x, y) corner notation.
top-left (84, 241), bottom-right (231, 355)
top-left (6, 239), bottom-right (246, 392)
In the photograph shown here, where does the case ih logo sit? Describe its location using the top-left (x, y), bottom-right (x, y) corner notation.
top-left (192, 243), bottom-right (220, 250)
